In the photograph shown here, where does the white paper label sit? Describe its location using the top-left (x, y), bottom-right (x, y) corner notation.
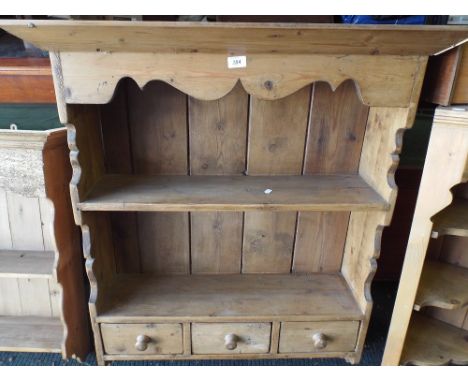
top-left (227, 56), bottom-right (247, 69)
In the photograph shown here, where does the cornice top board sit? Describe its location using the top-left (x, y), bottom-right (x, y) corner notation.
top-left (1, 20), bottom-right (468, 56)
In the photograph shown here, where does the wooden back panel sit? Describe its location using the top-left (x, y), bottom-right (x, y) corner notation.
top-left (95, 79), bottom-right (369, 275)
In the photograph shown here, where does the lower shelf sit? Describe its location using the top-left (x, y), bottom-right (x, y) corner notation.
top-left (400, 313), bottom-right (468, 365)
top-left (431, 198), bottom-right (468, 238)
top-left (0, 250), bottom-right (55, 279)
top-left (98, 273), bottom-right (363, 323)
top-left (0, 315), bottom-right (62, 353)
top-left (414, 260), bottom-right (468, 311)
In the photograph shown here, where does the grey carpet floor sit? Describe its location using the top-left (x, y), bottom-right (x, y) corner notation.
top-left (0, 282), bottom-right (396, 366)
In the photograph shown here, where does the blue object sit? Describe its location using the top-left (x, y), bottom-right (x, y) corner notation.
top-left (342, 16), bottom-right (426, 24)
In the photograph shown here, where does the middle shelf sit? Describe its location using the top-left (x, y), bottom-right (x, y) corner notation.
top-left (0, 250), bottom-right (55, 279)
top-left (414, 260), bottom-right (468, 311)
top-left (97, 273), bottom-right (364, 323)
top-left (78, 174), bottom-right (388, 212)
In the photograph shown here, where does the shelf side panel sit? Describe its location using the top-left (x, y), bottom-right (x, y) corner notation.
top-left (127, 81), bottom-right (190, 274)
top-left (242, 86), bottom-right (311, 273)
top-left (343, 107), bottom-right (410, 363)
top-left (294, 80), bottom-right (369, 273)
top-left (188, 82), bottom-right (248, 274)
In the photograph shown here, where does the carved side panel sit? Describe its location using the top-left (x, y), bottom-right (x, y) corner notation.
top-left (383, 107), bottom-right (468, 365)
top-left (341, 107), bottom-right (410, 363)
top-left (67, 104), bottom-right (113, 363)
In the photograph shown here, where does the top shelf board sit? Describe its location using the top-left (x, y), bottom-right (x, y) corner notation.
top-left (1, 21), bottom-right (467, 56)
top-left (78, 174), bottom-right (388, 212)
top-left (432, 198), bottom-right (468, 238)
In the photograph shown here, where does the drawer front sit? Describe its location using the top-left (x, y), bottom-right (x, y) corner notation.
top-left (101, 323), bottom-right (183, 355)
top-left (192, 323), bottom-right (271, 354)
top-left (279, 321), bottom-right (360, 353)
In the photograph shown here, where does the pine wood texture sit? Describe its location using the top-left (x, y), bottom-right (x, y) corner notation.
top-left (242, 87), bottom-right (309, 273)
top-left (0, 58), bottom-right (55, 104)
top-left (128, 81), bottom-right (190, 275)
top-left (18, 21), bottom-right (460, 364)
top-left (294, 80), bottom-right (369, 274)
top-left (0, 250), bottom-right (54, 278)
top-left (0, 127), bottom-right (90, 359)
top-left (53, 52), bottom-right (424, 106)
top-left (383, 107), bottom-right (468, 365)
top-left (188, 83), bottom-right (247, 274)
top-left (79, 174), bottom-right (386, 212)
top-left (414, 260), bottom-right (468, 311)
top-left (98, 274), bottom-right (363, 323)
top-left (2, 21), bottom-right (467, 55)
top-left (192, 323), bottom-right (271, 354)
top-left (279, 321), bottom-right (360, 353)
top-left (0, 316), bottom-right (62, 353)
top-left (101, 323), bottom-right (183, 355)
top-left (400, 313), bottom-right (468, 366)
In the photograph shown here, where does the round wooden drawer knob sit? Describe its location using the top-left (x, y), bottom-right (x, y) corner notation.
top-left (224, 333), bottom-right (239, 350)
top-left (312, 333), bottom-right (328, 349)
top-left (135, 334), bottom-right (151, 351)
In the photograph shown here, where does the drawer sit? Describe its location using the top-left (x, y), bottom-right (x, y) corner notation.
top-left (100, 323), bottom-right (183, 355)
top-left (279, 321), bottom-right (360, 353)
top-left (192, 323), bottom-right (271, 354)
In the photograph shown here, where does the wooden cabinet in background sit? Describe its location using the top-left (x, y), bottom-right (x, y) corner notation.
top-left (423, 44), bottom-right (468, 105)
top-left (3, 20), bottom-right (466, 365)
top-left (383, 107), bottom-right (468, 365)
top-left (0, 128), bottom-right (90, 359)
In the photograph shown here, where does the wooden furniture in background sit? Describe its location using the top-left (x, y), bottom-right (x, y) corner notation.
top-left (423, 43), bottom-right (468, 105)
top-left (3, 20), bottom-right (467, 365)
top-left (382, 107), bottom-right (468, 365)
top-left (0, 128), bottom-right (90, 358)
top-left (0, 58), bottom-right (55, 103)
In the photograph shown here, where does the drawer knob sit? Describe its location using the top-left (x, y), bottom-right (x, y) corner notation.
top-left (224, 333), bottom-right (239, 350)
top-left (135, 334), bottom-right (151, 351)
top-left (312, 333), bottom-right (328, 349)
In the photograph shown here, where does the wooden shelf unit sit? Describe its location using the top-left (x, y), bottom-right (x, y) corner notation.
top-left (5, 20), bottom-right (467, 365)
top-left (0, 128), bottom-right (90, 359)
top-left (383, 107), bottom-right (468, 365)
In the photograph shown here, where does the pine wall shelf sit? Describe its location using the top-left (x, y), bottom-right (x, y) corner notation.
top-left (3, 20), bottom-right (467, 365)
top-left (0, 128), bottom-right (89, 359)
top-left (383, 107), bottom-right (468, 366)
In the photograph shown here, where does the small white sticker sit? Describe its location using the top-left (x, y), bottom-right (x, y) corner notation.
top-left (227, 56), bottom-right (247, 69)
top-left (264, 189), bottom-right (273, 195)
